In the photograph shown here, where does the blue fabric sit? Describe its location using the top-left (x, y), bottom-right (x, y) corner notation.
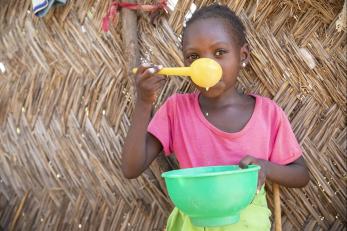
top-left (32, 0), bottom-right (67, 17)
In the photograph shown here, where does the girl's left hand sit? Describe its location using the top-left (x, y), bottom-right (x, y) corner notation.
top-left (239, 155), bottom-right (269, 192)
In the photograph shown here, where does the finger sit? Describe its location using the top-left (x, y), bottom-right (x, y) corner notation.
top-left (142, 71), bottom-right (165, 84)
top-left (140, 65), bottom-right (163, 79)
top-left (141, 67), bottom-right (156, 79)
top-left (239, 155), bottom-right (255, 168)
top-left (139, 74), bottom-right (165, 92)
top-left (146, 77), bottom-right (166, 98)
top-left (257, 167), bottom-right (266, 191)
top-left (152, 79), bottom-right (166, 91)
top-left (136, 67), bottom-right (155, 85)
top-left (152, 74), bottom-right (166, 84)
top-left (150, 65), bottom-right (163, 75)
top-left (135, 63), bottom-right (153, 75)
top-left (257, 175), bottom-right (266, 192)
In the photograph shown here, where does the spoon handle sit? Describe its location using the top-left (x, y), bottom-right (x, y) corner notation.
top-left (132, 67), bottom-right (191, 77)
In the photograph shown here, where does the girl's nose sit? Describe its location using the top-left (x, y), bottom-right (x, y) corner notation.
top-left (200, 54), bottom-right (221, 66)
top-left (200, 53), bottom-right (214, 60)
top-left (200, 54), bottom-right (218, 64)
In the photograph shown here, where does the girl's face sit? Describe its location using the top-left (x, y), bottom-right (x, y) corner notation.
top-left (182, 18), bottom-right (249, 98)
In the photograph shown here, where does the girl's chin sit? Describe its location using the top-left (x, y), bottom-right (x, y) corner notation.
top-left (195, 80), bottom-right (230, 97)
top-left (199, 87), bottom-right (224, 98)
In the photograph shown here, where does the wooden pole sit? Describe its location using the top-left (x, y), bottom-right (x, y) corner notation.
top-left (273, 183), bottom-right (282, 231)
top-left (9, 191), bottom-right (29, 231)
top-left (121, 0), bottom-right (139, 77)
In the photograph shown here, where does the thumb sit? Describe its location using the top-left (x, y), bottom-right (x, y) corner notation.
top-left (239, 155), bottom-right (256, 169)
top-left (257, 166), bottom-right (266, 192)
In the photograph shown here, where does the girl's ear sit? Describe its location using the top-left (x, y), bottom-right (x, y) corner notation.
top-left (240, 43), bottom-right (251, 66)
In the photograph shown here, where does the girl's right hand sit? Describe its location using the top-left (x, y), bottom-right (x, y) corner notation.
top-left (134, 63), bottom-right (165, 104)
top-left (239, 155), bottom-right (268, 192)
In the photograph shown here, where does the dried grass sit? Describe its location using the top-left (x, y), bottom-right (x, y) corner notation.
top-left (0, 0), bottom-right (346, 230)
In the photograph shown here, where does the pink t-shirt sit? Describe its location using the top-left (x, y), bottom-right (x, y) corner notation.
top-left (148, 93), bottom-right (302, 169)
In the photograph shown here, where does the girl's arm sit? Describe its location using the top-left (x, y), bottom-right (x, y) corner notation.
top-left (239, 156), bottom-right (310, 188)
top-left (121, 64), bottom-right (165, 179)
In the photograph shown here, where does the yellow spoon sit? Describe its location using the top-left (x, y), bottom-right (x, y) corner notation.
top-left (132, 58), bottom-right (222, 89)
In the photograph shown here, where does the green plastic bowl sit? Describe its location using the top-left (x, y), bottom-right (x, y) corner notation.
top-left (161, 165), bottom-right (260, 227)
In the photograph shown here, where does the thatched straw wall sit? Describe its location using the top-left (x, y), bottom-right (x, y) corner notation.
top-left (0, 0), bottom-right (346, 230)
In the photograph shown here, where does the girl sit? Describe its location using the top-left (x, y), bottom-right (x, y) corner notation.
top-left (122, 4), bottom-right (310, 231)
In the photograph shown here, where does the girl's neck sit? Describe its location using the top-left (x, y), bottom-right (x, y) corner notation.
top-left (199, 87), bottom-right (245, 109)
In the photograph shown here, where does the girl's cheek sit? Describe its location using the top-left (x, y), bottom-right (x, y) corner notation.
top-left (186, 60), bottom-right (194, 66)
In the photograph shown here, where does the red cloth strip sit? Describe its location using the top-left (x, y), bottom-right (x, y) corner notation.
top-left (102, 1), bottom-right (168, 32)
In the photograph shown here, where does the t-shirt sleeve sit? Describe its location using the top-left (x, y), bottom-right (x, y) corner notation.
top-left (147, 96), bottom-right (175, 156)
top-left (269, 108), bottom-right (302, 165)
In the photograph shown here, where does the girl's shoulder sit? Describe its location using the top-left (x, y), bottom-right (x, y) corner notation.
top-left (252, 94), bottom-right (284, 113)
top-left (251, 94), bottom-right (287, 126)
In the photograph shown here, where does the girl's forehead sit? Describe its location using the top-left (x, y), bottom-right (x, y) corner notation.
top-left (182, 18), bottom-right (238, 48)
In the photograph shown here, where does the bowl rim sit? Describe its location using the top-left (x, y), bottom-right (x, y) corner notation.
top-left (161, 164), bottom-right (261, 178)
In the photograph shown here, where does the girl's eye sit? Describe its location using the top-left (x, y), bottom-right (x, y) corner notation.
top-left (187, 54), bottom-right (199, 61)
top-left (215, 49), bottom-right (226, 56)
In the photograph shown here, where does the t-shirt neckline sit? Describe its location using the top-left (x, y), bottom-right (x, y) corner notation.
top-left (193, 92), bottom-right (259, 139)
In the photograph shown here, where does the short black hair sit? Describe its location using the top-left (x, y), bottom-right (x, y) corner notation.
top-left (183, 4), bottom-right (247, 46)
